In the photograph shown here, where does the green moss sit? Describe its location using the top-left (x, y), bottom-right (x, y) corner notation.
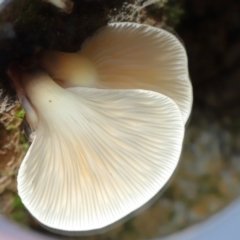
top-left (12, 195), bottom-right (23, 208)
top-left (9, 195), bottom-right (28, 223)
top-left (146, 0), bottom-right (184, 27)
top-left (19, 132), bottom-right (29, 150)
top-left (6, 123), bottom-right (16, 131)
top-left (14, 108), bottom-right (25, 118)
top-left (164, 3), bottom-right (185, 26)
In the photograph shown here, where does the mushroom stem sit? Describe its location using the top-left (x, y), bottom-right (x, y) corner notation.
top-left (38, 50), bottom-right (98, 88)
top-left (8, 65), bottom-right (68, 126)
top-left (18, 68), bottom-right (64, 107)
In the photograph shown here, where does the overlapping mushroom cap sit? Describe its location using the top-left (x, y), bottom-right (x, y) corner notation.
top-left (39, 22), bottom-right (192, 124)
top-left (8, 22), bottom-right (192, 232)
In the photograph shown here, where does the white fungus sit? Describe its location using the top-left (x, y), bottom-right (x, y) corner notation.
top-left (8, 22), bottom-right (192, 231)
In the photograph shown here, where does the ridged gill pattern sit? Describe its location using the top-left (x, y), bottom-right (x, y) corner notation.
top-left (17, 87), bottom-right (184, 231)
top-left (80, 22), bottom-right (192, 124)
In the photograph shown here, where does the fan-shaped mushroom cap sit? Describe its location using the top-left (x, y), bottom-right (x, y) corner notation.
top-left (39, 22), bottom-right (192, 124)
top-left (14, 68), bottom-right (184, 231)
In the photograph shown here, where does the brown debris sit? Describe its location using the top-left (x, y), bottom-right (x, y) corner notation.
top-left (0, 103), bottom-right (25, 199)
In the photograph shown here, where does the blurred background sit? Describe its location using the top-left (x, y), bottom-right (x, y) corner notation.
top-left (0, 0), bottom-right (240, 239)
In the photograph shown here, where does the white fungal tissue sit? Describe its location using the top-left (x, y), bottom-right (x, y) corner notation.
top-left (44, 0), bottom-right (73, 13)
top-left (8, 22), bottom-right (192, 232)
